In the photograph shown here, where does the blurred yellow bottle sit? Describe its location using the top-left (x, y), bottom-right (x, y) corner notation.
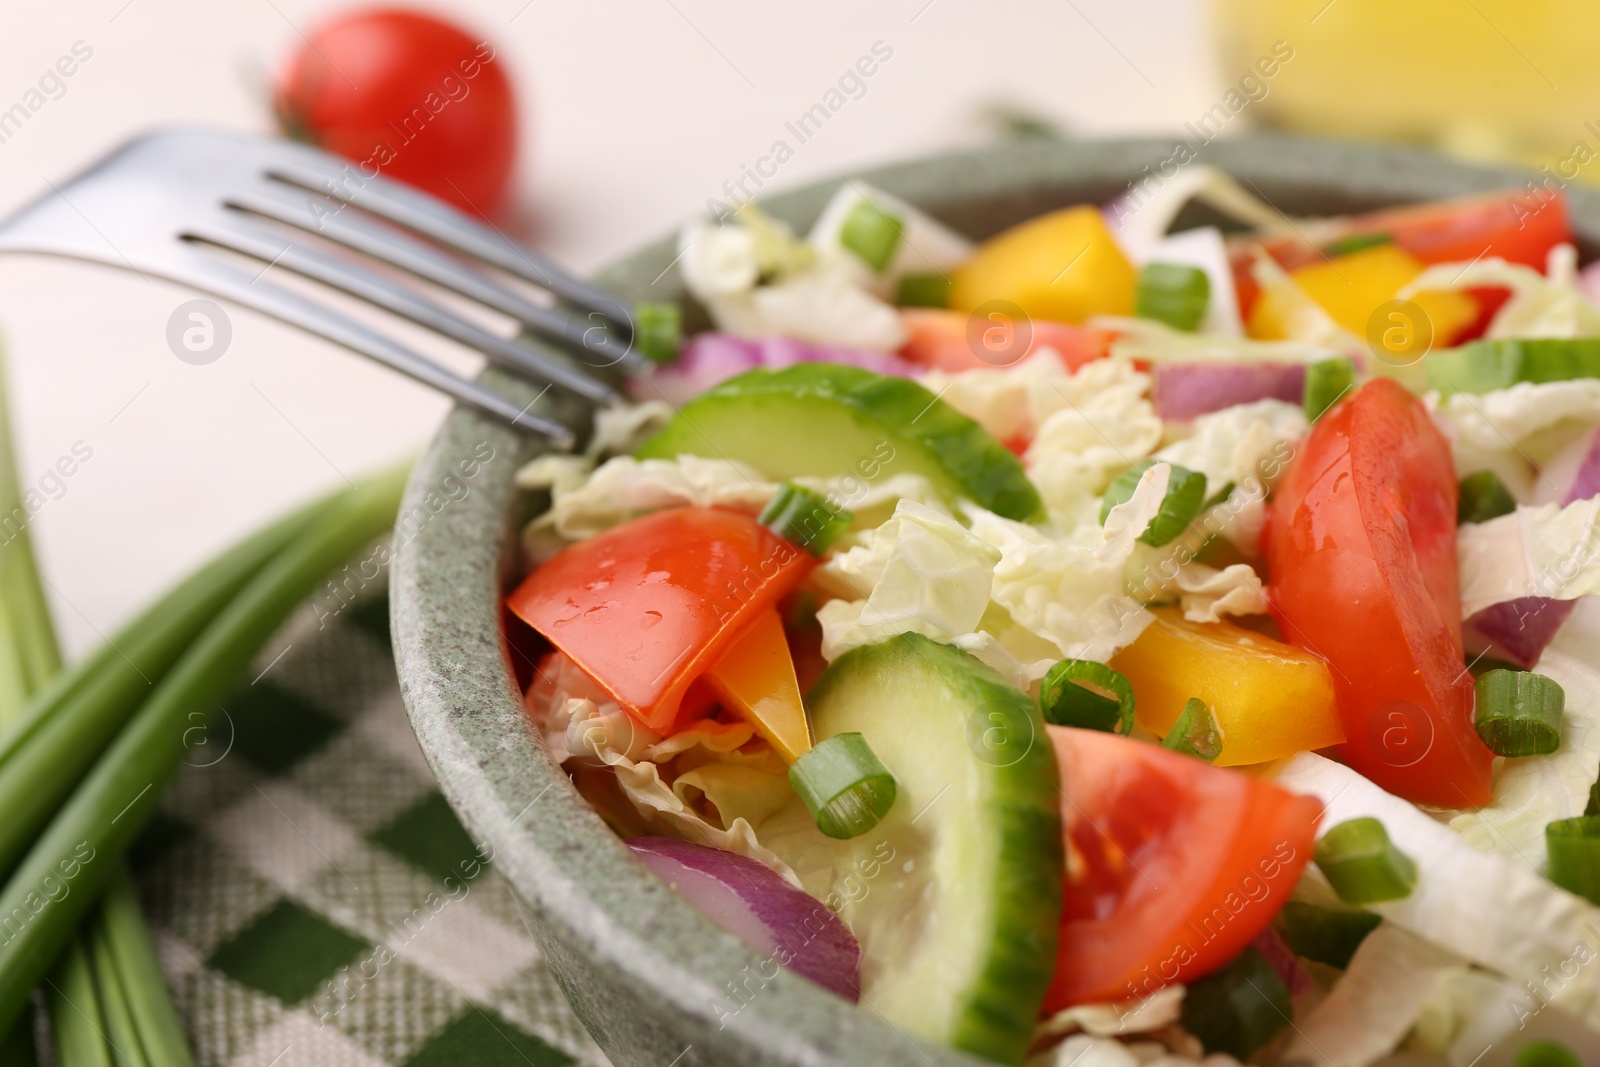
top-left (1213, 0), bottom-right (1600, 172)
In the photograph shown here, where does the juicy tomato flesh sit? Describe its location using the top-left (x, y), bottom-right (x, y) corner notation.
top-left (897, 308), bottom-right (1114, 374)
top-left (274, 9), bottom-right (519, 216)
top-left (506, 508), bottom-right (812, 731)
top-left (1045, 727), bottom-right (1321, 1009)
top-left (1266, 378), bottom-right (1493, 807)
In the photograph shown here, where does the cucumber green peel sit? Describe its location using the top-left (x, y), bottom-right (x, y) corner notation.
top-left (637, 362), bottom-right (1043, 521)
top-left (797, 633), bottom-right (1062, 1064)
top-left (759, 482), bottom-right (851, 557)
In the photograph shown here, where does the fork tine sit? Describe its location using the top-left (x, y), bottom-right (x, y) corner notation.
top-left (168, 246), bottom-right (575, 446)
top-left (262, 149), bottom-right (633, 325)
top-left (192, 215), bottom-right (620, 406)
top-left (225, 185), bottom-right (649, 375)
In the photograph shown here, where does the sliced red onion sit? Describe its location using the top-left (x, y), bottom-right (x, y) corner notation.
top-left (1566, 426), bottom-right (1600, 503)
top-left (1468, 425), bottom-right (1600, 666)
top-left (1251, 927), bottom-right (1312, 998)
top-left (639, 333), bottom-right (917, 406)
top-left (1151, 362), bottom-right (1306, 421)
top-left (626, 836), bottom-right (861, 1001)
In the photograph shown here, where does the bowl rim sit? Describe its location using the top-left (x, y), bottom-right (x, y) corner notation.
top-left (390, 133), bottom-right (1593, 1067)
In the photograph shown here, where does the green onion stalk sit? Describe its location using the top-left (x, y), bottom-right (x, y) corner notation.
top-left (0, 350), bottom-right (206, 1066)
top-left (0, 463), bottom-right (409, 1042)
top-left (0, 347), bottom-right (411, 1059)
top-left (0, 351), bottom-right (59, 721)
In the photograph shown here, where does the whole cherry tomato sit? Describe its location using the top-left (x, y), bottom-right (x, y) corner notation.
top-left (273, 8), bottom-right (519, 217)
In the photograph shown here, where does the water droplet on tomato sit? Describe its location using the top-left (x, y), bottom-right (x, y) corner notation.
top-left (640, 610), bottom-right (662, 629)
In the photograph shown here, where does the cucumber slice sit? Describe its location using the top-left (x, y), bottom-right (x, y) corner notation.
top-left (763, 633), bottom-right (1063, 1064)
top-left (635, 363), bottom-right (1043, 521)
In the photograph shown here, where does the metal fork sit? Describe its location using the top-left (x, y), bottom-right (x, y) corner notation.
top-left (0, 128), bottom-right (654, 448)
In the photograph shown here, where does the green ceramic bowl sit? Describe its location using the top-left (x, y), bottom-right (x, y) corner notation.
top-left (391, 135), bottom-right (1594, 1067)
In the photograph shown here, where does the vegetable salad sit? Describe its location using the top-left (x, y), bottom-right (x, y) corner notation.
top-left (508, 169), bottom-right (1600, 1066)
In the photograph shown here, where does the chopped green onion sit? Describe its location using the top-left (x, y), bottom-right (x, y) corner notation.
top-left (789, 733), bottom-right (897, 839)
top-left (1587, 774), bottom-right (1600, 817)
top-left (759, 482), bottom-right (851, 556)
top-left (1100, 459), bottom-right (1208, 547)
top-left (1475, 669), bottom-right (1564, 757)
top-left (840, 200), bottom-right (904, 272)
top-left (1179, 946), bottom-right (1291, 1060)
top-left (1315, 817), bottom-right (1418, 905)
top-left (632, 302), bottom-right (682, 365)
top-left (1322, 232), bottom-right (1393, 257)
top-left (1201, 481), bottom-right (1236, 511)
top-left (1161, 698), bottom-right (1222, 762)
top-left (1514, 1040), bottom-right (1584, 1067)
top-left (1457, 470), bottom-right (1517, 525)
top-left (894, 272), bottom-right (951, 308)
top-left (1425, 337), bottom-right (1600, 396)
top-left (1135, 262), bottom-right (1210, 332)
top-left (1546, 816), bottom-right (1600, 904)
top-left (1039, 659), bottom-right (1135, 734)
top-left (1279, 901), bottom-right (1382, 969)
top-left (1304, 357), bottom-right (1356, 422)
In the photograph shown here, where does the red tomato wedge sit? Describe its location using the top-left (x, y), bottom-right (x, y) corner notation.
top-left (1045, 727), bottom-right (1321, 1009)
top-left (898, 308), bottom-right (1114, 373)
top-left (1367, 190), bottom-right (1572, 269)
top-left (1266, 379), bottom-right (1493, 807)
top-left (506, 508), bottom-right (812, 731)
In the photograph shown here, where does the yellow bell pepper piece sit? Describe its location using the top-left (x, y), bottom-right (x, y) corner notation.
top-left (1248, 243), bottom-right (1476, 345)
top-left (1108, 608), bottom-right (1344, 766)
top-left (701, 607), bottom-right (811, 763)
top-left (949, 205), bottom-right (1135, 325)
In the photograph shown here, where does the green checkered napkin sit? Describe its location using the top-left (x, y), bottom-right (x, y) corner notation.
top-left (130, 591), bottom-right (607, 1067)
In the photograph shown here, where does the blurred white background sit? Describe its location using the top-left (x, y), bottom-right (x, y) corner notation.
top-left (0, 0), bottom-right (1226, 655)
